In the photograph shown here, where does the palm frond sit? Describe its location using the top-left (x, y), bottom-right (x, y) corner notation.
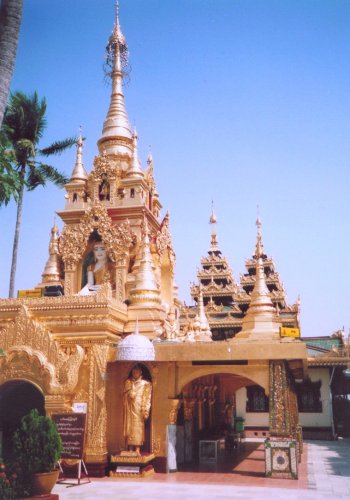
top-left (2, 91), bottom-right (47, 145)
top-left (40, 137), bottom-right (76, 157)
top-left (0, 147), bottom-right (21, 205)
top-left (0, 172), bottom-right (20, 205)
top-left (38, 163), bottom-right (68, 186)
top-left (26, 165), bottom-right (46, 191)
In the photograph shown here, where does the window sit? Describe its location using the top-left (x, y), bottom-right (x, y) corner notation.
top-left (130, 188), bottom-right (135, 198)
top-left (296, 379), bottom-right (322, 413)
top-left (246, 385), bottom-right (269, 412)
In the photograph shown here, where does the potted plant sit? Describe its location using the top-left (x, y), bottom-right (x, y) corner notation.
top-left (12, 409), bottom-right (62, 498)
top-left (0, 459), bottom-right (17, 500)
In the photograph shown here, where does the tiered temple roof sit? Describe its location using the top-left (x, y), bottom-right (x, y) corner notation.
top-left (181, 211), bottom-right (300, 340)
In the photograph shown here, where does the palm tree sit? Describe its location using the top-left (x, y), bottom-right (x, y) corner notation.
top-left (0, 0), bottom-right (23, 125)
top-left (1, 91), bottom-right (76, 298)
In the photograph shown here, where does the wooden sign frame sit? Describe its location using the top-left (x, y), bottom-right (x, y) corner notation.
top-left (52, 413), bottom-right (90, 486)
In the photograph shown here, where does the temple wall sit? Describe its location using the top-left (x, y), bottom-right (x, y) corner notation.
top-left (299, 367), bottom-right (332, 428)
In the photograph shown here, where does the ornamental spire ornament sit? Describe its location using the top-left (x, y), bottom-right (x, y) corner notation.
top-left (70, 128), bottom-right (88, 181)
top-left (255, 216), bottom-right (265, 259)
top-left (209, 201), bottom-right (219, 252)
top-left (127, 128), bottom-right (143, 177)
top-left (38, 222), bottom-right (61, 287)
top-left (98, 0), bottom-right (132, 155)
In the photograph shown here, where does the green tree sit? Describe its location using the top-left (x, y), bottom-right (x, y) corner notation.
top-left (1, 91), bottom-right (75, 298)
top-left (0, 0), bottom-right (23, 125)
top-left (0, 144), bottom-right (20, 205)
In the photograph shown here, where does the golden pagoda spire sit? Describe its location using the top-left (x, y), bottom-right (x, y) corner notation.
top-left (236, 256), bottom-right (280, 339)
top-left (209, 201), bottom-right (219, 252)
top-left (131, 218), bottom-right (160, 305)
top-left (70, 128), bottom-right (88, 181)
top-left (127, 128), bottom-right (143, 177)
top-left (38, 222), bottom-right (61, 286)
top-left (98, 0), bottom-right (132, 155)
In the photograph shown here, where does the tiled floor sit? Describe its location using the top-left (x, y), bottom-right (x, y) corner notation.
top-left (53, 439), bottom-right (350, 499)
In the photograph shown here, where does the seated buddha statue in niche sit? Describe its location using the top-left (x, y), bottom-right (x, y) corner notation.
top-left (80, 240), bottom-right (115, 293)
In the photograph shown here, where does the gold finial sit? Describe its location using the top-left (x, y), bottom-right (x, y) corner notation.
top-left (209, 200), bottom-right (217, 224)
top-left (255, 213), bottom-right (264, 259)
top-left (147, 146), bottom-right (153, 166)
top-left (209, 201), bottom-right (219, 252)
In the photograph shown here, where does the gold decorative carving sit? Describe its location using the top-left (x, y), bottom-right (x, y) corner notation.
top-left (58, 205), bottom-right (134, 267)
top-left (168, 399), bottom-right (181, 425)
top-left (111, 453), bottom-right (155, 464)
top-left (85, 344), bottom-right (109, 459)
top-left (90, 151), bottom-right (122, 181)
top-left (184, 399), bottom-right (196, 421)
top-left (156, 212), bottom-right (176, 268)
top-left (269, 361), bottom-right (294, 436)
top-left (152, 435), bottom-right (161, 455)
top-left (0, 305), bottom-right (84, 394)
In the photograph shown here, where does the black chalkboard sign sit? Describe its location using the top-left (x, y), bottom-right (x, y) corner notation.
top-left (52, 413), bottom-right (86, 459)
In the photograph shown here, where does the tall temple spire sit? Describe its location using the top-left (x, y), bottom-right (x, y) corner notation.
top-left (70, 128), bottom-right (88, 181)
top-left (209, 202), bottom-right (219, 252)
top-left (237, 256), bottom-right (281, 339)
top-left (98, 1), bottom-right (132, 155)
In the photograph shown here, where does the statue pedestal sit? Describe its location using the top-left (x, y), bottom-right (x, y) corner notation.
top-left (109, 453), bottom-right (155, 478)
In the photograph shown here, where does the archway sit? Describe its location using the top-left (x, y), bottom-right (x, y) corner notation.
top-left (175, 373), bottom-right (268, 475)
top-left (0, 380), bottom-right (45, 461)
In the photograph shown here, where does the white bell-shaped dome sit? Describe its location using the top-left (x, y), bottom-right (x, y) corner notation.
top-left (117, 321), bottom-right (155, 361)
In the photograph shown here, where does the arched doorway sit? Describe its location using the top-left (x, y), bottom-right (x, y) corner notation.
top-left (0, 380), bottom-right (45, 461)
top-left (175, 373), bottom-right (268, 475)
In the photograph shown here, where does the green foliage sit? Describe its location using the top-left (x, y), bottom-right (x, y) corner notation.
top-left (0, 145), bottom-right (20, 205)
top-left (0, 91), bottom-right (75, 206)
top-left (12, 409), bottom-right (62, 497)
top-left (0, 90), bottom-right (75, 297)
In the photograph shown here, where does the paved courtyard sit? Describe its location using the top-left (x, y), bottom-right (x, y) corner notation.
top-left (53, 439), bottom-right (350, 499)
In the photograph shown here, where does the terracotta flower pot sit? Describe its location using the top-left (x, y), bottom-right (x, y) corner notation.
top-left (31, 469), bottom-right (59, 498)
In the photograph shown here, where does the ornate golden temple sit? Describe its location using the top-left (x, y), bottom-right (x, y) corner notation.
top-left (0, 5), bottom-right (321, 479)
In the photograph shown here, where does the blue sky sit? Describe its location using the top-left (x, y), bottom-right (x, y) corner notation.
top-left (2, 0), bottom-right (350, 338)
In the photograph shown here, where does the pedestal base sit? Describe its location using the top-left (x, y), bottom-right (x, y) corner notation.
top-left (109, 453), bottom-right (155, 478)
top-left (265, 437), bottom-right (298, 479)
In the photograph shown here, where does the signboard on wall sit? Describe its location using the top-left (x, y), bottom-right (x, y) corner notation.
top-left (72, 402), bottom-right (87, 414)
top-left (280, 327), bottom-right (300, 338)
top-left (17, 288), bottom-right (42, 298)
top-left (52, 413), bottom-right (86, 459)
